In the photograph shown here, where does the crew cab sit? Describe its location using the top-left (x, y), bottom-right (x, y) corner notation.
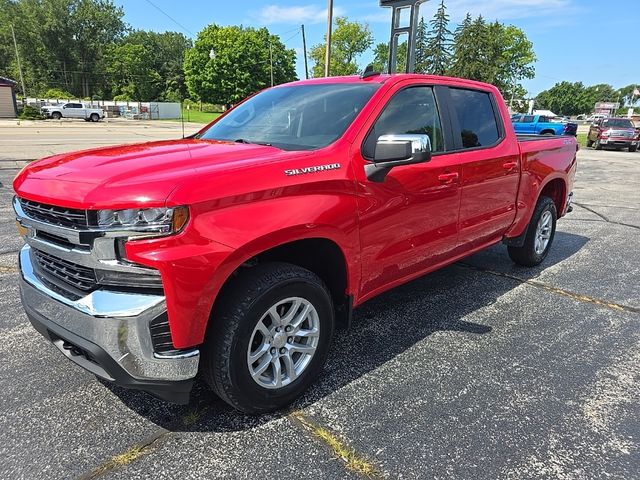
top-left (587, 117), bottom-right (638, 151)
top-left (41, 102), bottom-right (105, 122)
top-left (511, 114), bottom-right (576, 136)
top-left (13, 74), bottom-right (577, 413)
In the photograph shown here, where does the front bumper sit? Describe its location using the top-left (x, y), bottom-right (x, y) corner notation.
top-left (18, 245), bottom-right (199, 403)
top-left (599, 138), bottom-right (637, 147)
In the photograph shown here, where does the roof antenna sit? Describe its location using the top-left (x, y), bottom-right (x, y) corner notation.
top-left (361, 64), bottom-right (380, 79)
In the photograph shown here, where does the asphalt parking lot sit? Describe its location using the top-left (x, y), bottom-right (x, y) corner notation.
top-left (0, 125), bottom-right (638, 479)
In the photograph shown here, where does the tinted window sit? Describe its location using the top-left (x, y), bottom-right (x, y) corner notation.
top-left (450, 88), bottom-right (500, 149)
top-left (602, 118), bottom-right (634, 128)
top-left (67, 103), bottom-right (82, 108)
top-left (199, 83), bottom-right (379, 151)
top-left (522, 115), bottom-right (535, 123)
top-left (363, 86), bottom-right (444, 158)
top-left (539, 116), bottom-right (549, 123)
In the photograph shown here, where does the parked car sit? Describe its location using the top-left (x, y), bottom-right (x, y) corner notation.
top-left (41, 102), bottom-right (105, 122)
top-left (587, 117), bottom-right (638, 151)
top-left (13, 74), bottom-right (577, 413)
top-left (511, 114), bottom-right (576, 136)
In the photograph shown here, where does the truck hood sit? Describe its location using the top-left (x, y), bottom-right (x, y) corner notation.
top-left (13, 139), bottom-right (310, 209)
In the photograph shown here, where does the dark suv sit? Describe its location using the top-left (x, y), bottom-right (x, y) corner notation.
top-left (587, 117), bottom-right (638, 152)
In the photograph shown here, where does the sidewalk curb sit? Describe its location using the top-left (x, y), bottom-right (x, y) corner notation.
top-left (0, 160), bottom-right (32, 170)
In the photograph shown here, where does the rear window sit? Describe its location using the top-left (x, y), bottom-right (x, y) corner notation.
top-left (449, 88), bottom-right (501, 149)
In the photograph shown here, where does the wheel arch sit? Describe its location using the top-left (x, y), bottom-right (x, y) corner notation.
top-left (210, 234), bottom-right (354, 333)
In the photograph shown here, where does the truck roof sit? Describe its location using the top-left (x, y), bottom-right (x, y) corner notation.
top-left (283, 73), bottom-right (499, 91)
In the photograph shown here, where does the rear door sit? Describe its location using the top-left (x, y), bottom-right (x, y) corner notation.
top-left (445, 86), bottom-right (521, 248)
top-left (64, 103), bottom-right (85, 118)
top-left (520, 115), bottom-right (537, 134)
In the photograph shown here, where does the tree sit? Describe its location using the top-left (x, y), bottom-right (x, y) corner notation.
top-left (448, 14), bottom-right (535, 98)
top-left (617, 84), bottom-right (639, 107)
top-left (310, 17), bottom-right (373, 77)
top-left (184, 25), bottom-right (297, 106)
top-left (534, 81), bottom-right (617, 116)
top-left (120, 30), bottom-right (192, 101)
top-left (371, 41), bottom-right (407, 73)
top-left (104, 43), bottom-right (161, 100)
top-left (423, 0), bottom-right (452, 75)
top-left (414, 17), bottom-right (429, 73)
top-left (0, 0), bottom-right (126, 98)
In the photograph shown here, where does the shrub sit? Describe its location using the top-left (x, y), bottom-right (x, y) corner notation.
top-left (41, 88), bottom-right (73, 99)
top-left (18, 105), bottom-right (44, 120)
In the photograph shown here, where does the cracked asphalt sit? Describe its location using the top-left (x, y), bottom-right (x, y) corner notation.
top-left (0, 128), bottom-right (638, 479)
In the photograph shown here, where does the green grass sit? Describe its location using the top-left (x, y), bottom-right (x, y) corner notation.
top-left (161, 109), bottom-right (221, 124)
top-left (576, 132), bottom-right (587, 147)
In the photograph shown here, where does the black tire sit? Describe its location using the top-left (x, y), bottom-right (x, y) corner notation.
top-left (201, 262), bottom-right (334, 414)
top-left (629, 146), bottom-right (637, 153)
top-left (90, 113), bottom-right (100, 122)
top-left (595, 139), bottom-right (603, 150)
top-left (508, 196), bottom-right (557, 267)
top-left (51, 112), bottom-right (62, 120)
top-left (541, 130), bottom-right (555, 136)
top-left (586, 137), bottom-right (594, 148)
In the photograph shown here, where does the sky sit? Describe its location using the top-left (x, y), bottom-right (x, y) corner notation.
top-left (113, 0), bottom-right (639, 97)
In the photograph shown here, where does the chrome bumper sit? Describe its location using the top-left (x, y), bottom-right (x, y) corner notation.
top-left (19, 245), bottom-right (199, 390)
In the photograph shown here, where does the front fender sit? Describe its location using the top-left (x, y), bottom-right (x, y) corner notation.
top-left (126, 191), bottom-right (360, 348)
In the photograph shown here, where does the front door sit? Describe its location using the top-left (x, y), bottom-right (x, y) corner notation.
top-left (354, 84), bottom-right (462, 298)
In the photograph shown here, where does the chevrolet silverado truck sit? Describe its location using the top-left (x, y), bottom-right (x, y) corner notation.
top-left (587, 117), bottom-right (638, 151)
top-left (13, 74), bottom-right (577, 413)
top-left (41, 102), bottom-right (105, 122)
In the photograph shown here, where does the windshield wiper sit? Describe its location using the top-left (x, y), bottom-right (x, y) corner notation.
top-left (234, 138), bottom-right (272, 146)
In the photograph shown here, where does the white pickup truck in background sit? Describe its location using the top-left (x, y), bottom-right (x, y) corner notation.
top-left (41, 102), bottom-right (105, 122)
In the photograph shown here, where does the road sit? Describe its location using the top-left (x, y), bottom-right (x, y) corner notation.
top-left (0, 130), bottom-right (638, 479)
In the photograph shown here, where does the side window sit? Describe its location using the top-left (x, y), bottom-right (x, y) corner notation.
top-left (522, 115), bottom-right (535, 123)
top-left (362, 86), bottom-right (444, 159)
top-left (449, 88), bottom-right (500, 149)
top-left (539, 116), bottom-right (549, 123)
top-left (68, 103), bottom-right (81, 109)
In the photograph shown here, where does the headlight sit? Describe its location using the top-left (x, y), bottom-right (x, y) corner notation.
top-left (601, 130), bottom-right (611, 137)
top-left (96, 206), bottom-right (189, 235)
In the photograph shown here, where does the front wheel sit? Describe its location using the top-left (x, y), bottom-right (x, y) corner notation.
top-left (90, 113), bottom-right (100, 122)
top-left (51, 112), bottom-right (62, 120)
top-left (586, 137), bottom-right (594, 148)
top-left (629, 145), bottom-right (637, 153)
top-left (508, 196), bottom-right (557, 267)
top-left (201, 262), bottom-right (334, 414)
top-left (595, 139), bottom-right (603, 150)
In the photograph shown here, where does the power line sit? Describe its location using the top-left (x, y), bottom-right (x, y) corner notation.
top-left (142, 0), bottom-right (195, 36)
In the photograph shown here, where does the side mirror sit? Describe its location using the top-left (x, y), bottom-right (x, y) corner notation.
top-left (365, 134), bottom-right (432, 182)
top-left (62, 105), bottom-right (66, 109)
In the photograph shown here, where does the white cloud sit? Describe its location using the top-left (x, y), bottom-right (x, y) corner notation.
top-left (438, 0), bottom-right (576, 21)
top-left (254, 4), bottom-right (347, 25)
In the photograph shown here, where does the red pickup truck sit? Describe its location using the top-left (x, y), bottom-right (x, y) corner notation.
top-left (13, 74), bottom-right (577, 413)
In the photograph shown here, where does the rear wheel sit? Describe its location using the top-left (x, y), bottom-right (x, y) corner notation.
top-left (508, 196), bottom-right (557, 267)
top-left (201, 262), bottom-right (334, 414)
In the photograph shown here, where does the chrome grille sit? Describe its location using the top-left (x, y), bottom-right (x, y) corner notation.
top-left (33, 249), bottom-right (97, 292)
top-left (19, 198), bottom-right (89, 230)
top-left (610, 130), bottom-right (633, 138)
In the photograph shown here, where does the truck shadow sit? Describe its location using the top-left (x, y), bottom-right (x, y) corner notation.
top-left (103, 231), bottom-right (588, 432)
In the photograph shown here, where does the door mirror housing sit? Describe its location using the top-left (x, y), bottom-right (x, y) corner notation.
top-left (365, 134), bottom-right (432, 182)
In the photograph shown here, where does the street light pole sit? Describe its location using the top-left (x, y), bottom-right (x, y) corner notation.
top-left (10, 24), bottom-right (27, 103)
top-left (301, 24), bottom-right (309, 80)
top-left (269, 42), bottom-right (274, 87)
top-left (324, 0), bottom-right (333, 77)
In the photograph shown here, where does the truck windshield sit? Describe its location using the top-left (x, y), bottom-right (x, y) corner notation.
top-left (602, 118), bottom-right (634, 128)
top-left (198, 83), bottom-right (380, 150)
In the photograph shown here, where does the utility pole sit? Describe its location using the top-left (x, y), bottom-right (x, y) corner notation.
top-left (269, 42), bottom-right (274, 86)
top-left (324, 0), bottom-right (333, 77)
top-left (301, 24), bottom-right (309, 79)
top-left (10, 24), bottom-right (27, 103)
